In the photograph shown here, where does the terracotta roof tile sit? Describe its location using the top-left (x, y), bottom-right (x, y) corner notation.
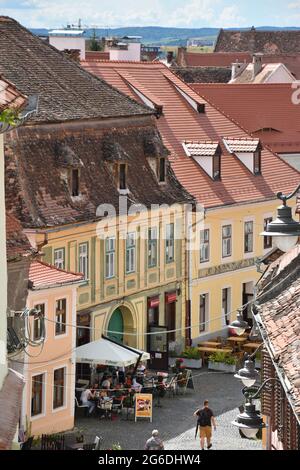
top-left (190, 83), bottom-right (300, 154)
top-left (6, 213), bottom-right (32, 259)
top-left (29, 260), bottom-right (84, 289)
top-left (81, 60), bottom-right (300, 209)
top-left (0, 76), bottom-right (27, 112)
top-left (223, 138), bottom-right (260, 153)
top-left (0, 17), bottom-right (152, 123)
top-left (184, 141), bottom-right (219, 156)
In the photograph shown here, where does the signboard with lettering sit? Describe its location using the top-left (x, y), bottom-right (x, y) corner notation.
top-left (135, 393), bottom-right (153, 422)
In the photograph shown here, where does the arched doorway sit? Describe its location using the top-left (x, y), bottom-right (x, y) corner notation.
top-left (107, 308), bottom-right (124, 343)
top-left (106, 305), bottom-right (137, 348)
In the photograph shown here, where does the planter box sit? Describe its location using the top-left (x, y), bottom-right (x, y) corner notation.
top-left (208, 361), bottom-right (236, 373)
top-left (169, 357), bottom-right (202, 369)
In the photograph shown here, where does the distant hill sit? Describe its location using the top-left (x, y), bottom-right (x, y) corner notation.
top-left (31, 26), bottom-right (300, 46)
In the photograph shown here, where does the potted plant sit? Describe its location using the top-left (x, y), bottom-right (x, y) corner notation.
top-left (169, 348), bottom-right (202, 369)
top-left (208, 351), bottom-right (237, 373)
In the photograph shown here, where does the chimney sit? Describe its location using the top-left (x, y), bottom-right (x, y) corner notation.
top-left (231, 60), bottom-right (245, 81)
top-left (177, 47), bottom-right (187, 67)
top-left (167, 51), bottom-right (174, 64)
top-left (252, 53), bottom-right (263, 79)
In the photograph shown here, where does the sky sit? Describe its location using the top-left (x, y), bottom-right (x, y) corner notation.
top-left (1, 0), bottom-right (300, 29)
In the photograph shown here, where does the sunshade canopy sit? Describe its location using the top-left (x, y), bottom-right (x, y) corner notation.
top-left (75, 337), bottom-right (150, 367)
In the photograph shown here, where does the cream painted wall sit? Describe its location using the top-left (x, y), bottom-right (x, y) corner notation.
top-left (0, 133), bottom-right (7, 389)
top-left (190, 198), bottom-right (297, 342)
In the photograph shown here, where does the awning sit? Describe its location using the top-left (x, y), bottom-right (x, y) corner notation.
top-left (75, 336), bottom-right (150, 367)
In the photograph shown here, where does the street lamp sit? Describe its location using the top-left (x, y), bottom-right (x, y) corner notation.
top-left (228, 310), bottom-right (249, 336)
top-left (261, 184), bottom-right (300, 252)
top-left (234, 357), bottom-right (259, 387)
top-left (233, 378), bottom-right (281, 440)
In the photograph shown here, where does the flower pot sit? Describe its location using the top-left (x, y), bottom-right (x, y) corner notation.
top-left (168, 357), bottom-right (202, 369)
top-left (208, 361), bottom-right (236, 373)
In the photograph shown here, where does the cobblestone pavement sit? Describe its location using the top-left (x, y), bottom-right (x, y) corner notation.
top-left (76, 370), bottom-right (262, 451)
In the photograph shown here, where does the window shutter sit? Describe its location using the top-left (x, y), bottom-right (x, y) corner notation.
top-left (43, 246), bottom-right (53, 265)
top-left (261, 349), bottom-right (274, 417)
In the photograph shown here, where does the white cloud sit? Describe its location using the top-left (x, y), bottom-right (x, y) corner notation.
top-left (216, 5), bottom-right (246, 27)
top-left (288, 1), bottom-right (300, 8)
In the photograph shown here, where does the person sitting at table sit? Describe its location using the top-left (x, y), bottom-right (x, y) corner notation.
top-left (101, 375), bottom-right (112, 390)
top-left (112, 383), bottom-right (124, 405)
top-left (132, 376), bottom-right (142, 393)
top-left (80, 386), bottom-right (96, 416)
top-left (91, 382), bottom-right (100, 397)
top-left (124, 375), bottom-right (132, 390)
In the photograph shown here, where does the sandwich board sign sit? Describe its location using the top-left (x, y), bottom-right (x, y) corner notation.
top-left (135, 393), bottom-right (153, 422)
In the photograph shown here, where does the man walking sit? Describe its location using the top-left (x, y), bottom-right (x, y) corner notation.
top-left (144, 430), bottom-right (164, 450)
top-left (194, 400), bottom-right (216, 450)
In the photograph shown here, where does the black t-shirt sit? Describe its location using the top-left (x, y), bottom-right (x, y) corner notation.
top-left (196, 407), bottom-right (214, 427)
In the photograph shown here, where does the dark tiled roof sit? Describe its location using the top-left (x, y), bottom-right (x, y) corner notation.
top-left (6, 213), bottom-right (32, 259)
top-left (5, 125), bottom-right (193, 228)
top-left (0, 17), bottom-right (152, 123)
top-left (172, 66), bottom-right (231, 83)
top-left (256, 245), bottom-right (300, 419)
top-left (214, 28), bottom-right (300, 54)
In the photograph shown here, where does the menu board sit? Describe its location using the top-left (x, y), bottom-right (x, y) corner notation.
top-left (135, 393), bottom-right (153, 422)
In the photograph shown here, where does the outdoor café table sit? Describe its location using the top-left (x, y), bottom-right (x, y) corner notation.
top-left (198, 341), bottom-right (222, 348)
top-left (227, 336), bottom-right (248, 351)
top-left (198, 346), bottom-right (233, 362)
top-left (242, 342), bottom-right (262, 353)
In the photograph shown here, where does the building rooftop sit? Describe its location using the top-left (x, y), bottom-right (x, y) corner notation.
top-left (29, 260), bottom-right (84, 289)
top-left (257, 244), bottom-right (300, 420)
top-left (214, 28), bottom-right (300, 54)
top-left (6, 213), bottom-right (33, 260)
top-left (189, 83), bottom-right (300, 154)
top-left (230, 62), bottom-right (294, 84)
top-left (172, 66), bottom-right (231, 84)
top-left (81, 60), bottom-right (300, 209)
top-left (0, 76), bottom-right (27, 112)
top-left (0, 17), bottom-right (152, 123)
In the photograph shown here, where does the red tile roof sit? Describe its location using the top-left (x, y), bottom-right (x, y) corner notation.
top-left (257, 245), bottom-right (300, 418)
top-left (81, 60), bottom-right (300, 209)
top-left (0, 75), bottom-right (27, 112)
top-left (183, 141), bottom-right (219, 157)
top-left (29, 260), bottom-right (84, 290)
top-left (223, 138), bottom-right (260, 153)
top-left (189, 83), bottom-right (300, 154)
top-left (6, 213), bottom-right (32, 259)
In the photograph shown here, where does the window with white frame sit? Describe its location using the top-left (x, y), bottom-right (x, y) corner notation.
top-left (79, 243), bottom-right (88, 280)
top-left (165, 223), bottom-right (175, 263)
top-left (105, 237), bottom-right (115, 279)
top-left (199, 293), bottom-right (208, 333)
top-left (200, 229), bottom-right (210, 263)
top-left (126, 233), bottom-right (136, 274)
top-left (33, 303), bottom-right (45, 341)
top-left (222, 225), bottom-right (232, 258)
top-left (54, 248), bottom-right (65, 270)
top-left (53, 367), bottom-right (66, 409)
top-left (148, 227), bottom-right (158, 268)
top-left (264, 217), bottom-right (273, 249)
top-left (31, 373), bottom-right (44, 417)
top-left (55, 298), bottom-right (66, 336)
top-left (244, 221), bottom-right (254, 253)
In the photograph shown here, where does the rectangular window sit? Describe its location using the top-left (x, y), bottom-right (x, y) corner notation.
top-left (31, 374), bottom-right (44, 416)
top-left (105, 237), bottom-right (115, 279)
top-left (213, 154), bottom-right (221, 180)
top-left (254, 150), bottom-right (261, 175)
top-left (54, 248), bottom-right (65, 270)
top-left (264, 217), bottom-right (273, 249)
top-left (200, 229), bottom-right (210, 263)
top-left (126, 233), bottom-right (136, 274)
top-left (79, 243), bottom-right (88, 280)
top-left (71, 169), bottom-right (79, 196)
top-left (165, 223), bottom-right (174, 263)
top-left (55, 298), bottom-right (66, 336)
top-left (53, 367), bottom-right (65, 409)
top-left (159, 157), bottom-right (166, 182)
top-left (244, 221), bottom-right (254, 253)
top-left (119, 164), bottom-right (126, 190)
top-left (222, 225), bottom-right (232, 258)
top-left (222, 288), bottom-right (231, 326)
top-left (148, 227), bottom-right (158, 268)
top-left (33, 303), bottom-right (45, 341)
top-left (199, 294), bottom-right (208, 333)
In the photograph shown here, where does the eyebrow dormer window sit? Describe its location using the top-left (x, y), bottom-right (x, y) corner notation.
top-left (159, 157), bottom-right (166, 182)
top-left (71, 169), bottom-right (80, 196)
top-left (119, 164), bottom-right (127, 190)
top-left (253, 149), bottom-right (261, 175)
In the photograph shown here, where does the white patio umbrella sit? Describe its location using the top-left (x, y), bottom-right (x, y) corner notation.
top-left (75, 336), bottom-right (150, 367)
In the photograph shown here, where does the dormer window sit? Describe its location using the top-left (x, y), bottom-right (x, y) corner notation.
top-left (71, 168), bottom-right (80, 196)
top-left (183, 141), bottom-right (221, 181)
top-left (223, 138), bottom-right (262, 175)
top-left (119, 163), bottom-right (127, 190)
top-left (159, 157), bottom-right (166, 182)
